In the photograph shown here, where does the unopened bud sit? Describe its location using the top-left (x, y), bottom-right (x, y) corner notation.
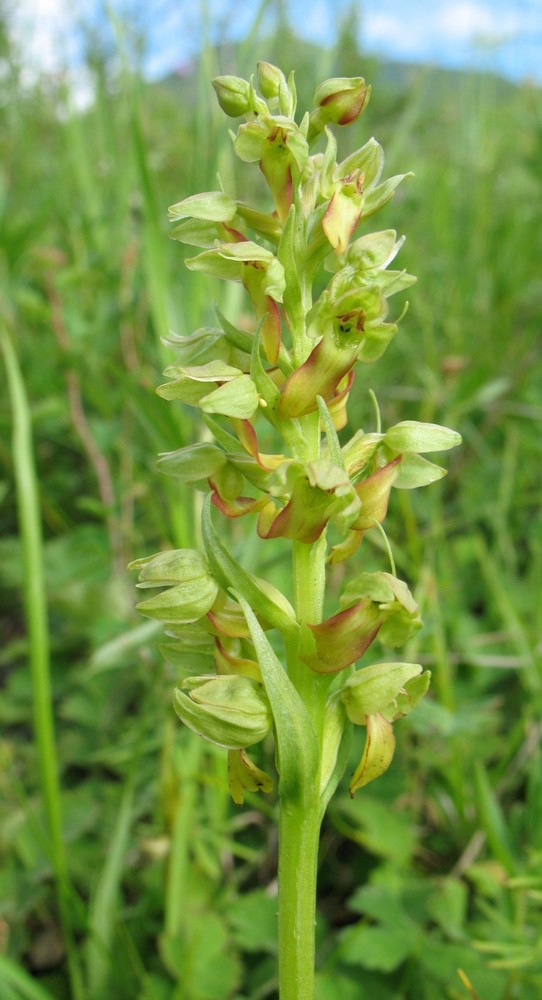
top-left (212, 75), bottom-right (252, 117)
top-left (173, 674), bottom-right (273, 749)
top-left (257, 61), bottom-right (285, 100)
top-left (315, 77), bottom-right (370, 124)
top-left (341, 662), bottom-right (425, 723)
top-left (309, 77), bottom-right (370, 142)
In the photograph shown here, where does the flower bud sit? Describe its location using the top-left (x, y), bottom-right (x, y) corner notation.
top-left (212, 75), bottom-right (252, 117)
top-left (341, 662), bottom-right (425, 723)
top-left (130, 549), bottom-right (219, 625)
top-left (173, 674), bottom-right (272, 749)
top-left (384, 420), bottom-right (462, 454)
top-left (257, 61), bottom-right (286, 100)
top-left (309, 77), bottom-right (370, 142)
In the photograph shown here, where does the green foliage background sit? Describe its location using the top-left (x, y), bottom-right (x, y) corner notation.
top-left (1, 5), bottom-right (541, 998)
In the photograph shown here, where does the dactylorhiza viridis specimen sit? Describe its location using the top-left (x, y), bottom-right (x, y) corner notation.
top-left (130, 63), bottom-right (461, 999)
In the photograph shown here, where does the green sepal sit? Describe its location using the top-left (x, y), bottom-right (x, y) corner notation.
top-left (392, 453), bottom-right (448, 489)
top-left (346, 229), bottom-right (404, 270)
top-left (317, 395), bottom-right (345, 468)
top-left (342, 429), bottom-right (383, 478)
top-left (186, 242), bottom-right (285, 302)
top-left (339, 136), bottom-right (384, 188)
top-left (201, 495), bottom-right (298, 637)
top-left (341, 662), bottom-right (425, 722)
top-left (160, 640), bottom-right (216, 675)
top-left (156, 442), bottom-right (227, 482)
top-left (352, 458), bottom-right (401, 530)
top-left (235, 593), bottom-right (319, 803)
top-left (163, 327), bottom-right (235, 366)
top-left (173, 674), bottom-right (272, 749)
top-left (129, 548), bottom-right (210, 587)
top-left (250, 321), bottom-right (281, 412)
top-left (168, 191), bottom-right (237, 223)
top-left (363, 173), bottom-right (412, 220)
top-left (215, 306), bottom-right (258, 355)
top-left (135, 575), bottom-right (219, 625)
top-left (200, 375), bottom-right (259, 419)
top-left (163, 360), bottom-right (243, 382)
top-left (169, 218), bottom-right (242, 248)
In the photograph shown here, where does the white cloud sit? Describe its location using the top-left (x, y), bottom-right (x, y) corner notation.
top-left (435, 2), bottom-right (522, 41)
top-left (364, 0), bottom-right (526, 59)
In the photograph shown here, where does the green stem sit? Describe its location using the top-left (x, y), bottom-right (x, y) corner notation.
top-left (277, 404), bottom-right (329, 999)
top-left (278, 796), bottom-right (322, 1000)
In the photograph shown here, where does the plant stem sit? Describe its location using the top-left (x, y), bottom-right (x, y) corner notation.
top-left (278, 401), bottom-right (329, 998)
top-left (278, 794), bottom-right (322, 1000)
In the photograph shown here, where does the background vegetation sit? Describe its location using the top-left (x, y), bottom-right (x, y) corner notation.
top-left (1, 4), bottom-right (541, 998)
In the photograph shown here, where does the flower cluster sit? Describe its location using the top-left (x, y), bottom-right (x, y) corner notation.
top-left (131, 63), bottom-right (460, 801)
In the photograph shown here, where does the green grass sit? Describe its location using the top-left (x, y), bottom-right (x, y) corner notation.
top-left (1, 5), bottom-right (542, 998)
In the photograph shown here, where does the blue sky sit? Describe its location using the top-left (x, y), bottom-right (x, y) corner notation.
top-left (11, 0), bottom-right (542, 92)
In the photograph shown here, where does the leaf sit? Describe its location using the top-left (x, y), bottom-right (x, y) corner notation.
top-left (228, 889), bottom-right (278, 953)
top-left (160, 913), bottom-right (241, 1000)
top-left (236, 594), bottom-right (319, 802)
top-left (339, 923), bottom-right (413, 972)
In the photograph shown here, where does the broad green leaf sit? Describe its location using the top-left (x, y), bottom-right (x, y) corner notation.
top-left (236, 594), bottom-right (319, 802)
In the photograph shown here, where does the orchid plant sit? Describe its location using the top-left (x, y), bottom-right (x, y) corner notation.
top-left (130, 63), bottom-right (461, 999)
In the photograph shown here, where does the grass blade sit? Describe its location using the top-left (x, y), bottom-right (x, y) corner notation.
top-left (1, 327), bottom-right (85, 1000)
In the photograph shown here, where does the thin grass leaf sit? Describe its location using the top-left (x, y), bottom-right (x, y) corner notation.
top-left (1, 327), bottom-right (85, 1000)
top-left (86, 783), bottom-right (134, 997)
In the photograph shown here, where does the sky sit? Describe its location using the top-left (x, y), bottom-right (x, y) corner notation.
top-left (8, 0), bottom-right (542, 94)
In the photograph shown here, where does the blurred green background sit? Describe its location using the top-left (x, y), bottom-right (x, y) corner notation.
top-left (1, 2), bottom-right (542, 998)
